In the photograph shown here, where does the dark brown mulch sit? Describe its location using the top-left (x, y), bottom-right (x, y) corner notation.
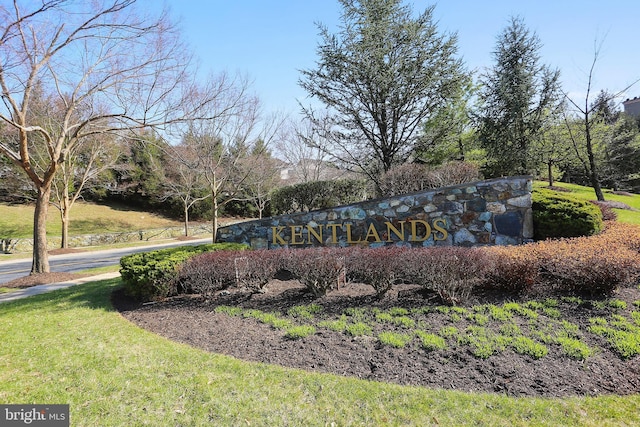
top-left (112, 281), bottom-right (640, 398)
top-left (2, 272), bottom-right (92, 289)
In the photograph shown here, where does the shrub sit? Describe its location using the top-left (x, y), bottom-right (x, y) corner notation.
top-left (534, 238), bottom-right (640, 296)
top-left (178, 250), bottom-right (244, 296)
top-left (532, 188), bottom-right (603, 240)
top-left (270, 179), bottom-right (370, 215)
top-left (378, 161), bottom-right (482, 197)
top-left (483, 245), bottom-right (539, 294)
top-left (119, 243), bottom-right (246, 301)
top-left (235, 249), bottom-right (282, 292)
top-left (283, 247), bottom-right (348, 297)
top-left (401, 247), bottom-right (493, 305)
top-left (347, 246), bottom-right (406, 295)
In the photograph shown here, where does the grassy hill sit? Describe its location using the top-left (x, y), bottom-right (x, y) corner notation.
top-left (533, 181), bottom-right (640, 225)
top-left (0, 201), bottom-right (183, 239)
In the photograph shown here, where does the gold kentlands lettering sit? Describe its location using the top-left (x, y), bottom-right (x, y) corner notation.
top-left (270, 219), bottom-right (448, 246)
top-left (345, 223), bottom-right (362, 243)
top-left (409, 220), bottom-right (431, 242)
top-left (326, 223), bottom-right (341, 244)
top-left (433, 218), bottom-right (448, 241)
top-left (272, 226), bottom-right (286, 245)
top-left (306, 224), bottom-right (323, 243)
top-left (385, 221), bottom-right (405, 242)
top-left (290, 225), bottom-right (304, 245)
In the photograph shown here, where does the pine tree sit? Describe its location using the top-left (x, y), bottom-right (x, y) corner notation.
top-left (477, 17), bottom-right (561, 177)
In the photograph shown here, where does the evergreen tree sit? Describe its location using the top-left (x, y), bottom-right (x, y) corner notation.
top-left (299, 0), bottom-right (467, 189)
top-left (477, 16), bottom-right (562, 177)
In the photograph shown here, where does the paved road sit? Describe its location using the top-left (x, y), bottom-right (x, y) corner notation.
top-left (0, 238), bottom-right (211, 284)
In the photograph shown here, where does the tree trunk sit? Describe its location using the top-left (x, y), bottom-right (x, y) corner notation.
top-left (61, 193), bottom-right (70, 249)
top-left (212, 195), bottom-right (219, 243)
top-left (585, 116), bottom-right (605, 201)
top-left (32, 185), bottom-right (51, 274)
top-left (183, 203), bottom-right (190, 237)
top-left (547, 161), bottom-right (554, 187)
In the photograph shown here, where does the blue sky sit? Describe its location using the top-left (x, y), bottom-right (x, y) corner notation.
top-left (162, 1), bottom-right (640, 115)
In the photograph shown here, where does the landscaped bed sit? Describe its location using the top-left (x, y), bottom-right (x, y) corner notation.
top-left (113, 277), bottom-right (640, 398)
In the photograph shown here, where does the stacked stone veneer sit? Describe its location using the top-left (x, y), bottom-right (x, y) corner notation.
top-left (217, 176), bottom-right (533, 249)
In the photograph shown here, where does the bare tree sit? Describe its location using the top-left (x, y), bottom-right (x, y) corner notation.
top-left (162, 143), bottom-right (210, 236)
top-left (240, 147), bottom-right (282, 219)
top-left (174, 74), bottom-right (284, 241)
top-left (0, 1), bottom-right (218, 273)
top-left (274, 117), bottom-right (338, 184)
top-left (51, 131), bottom-right (122, 248)
top-left (563, 41), bottom-right (640, 201)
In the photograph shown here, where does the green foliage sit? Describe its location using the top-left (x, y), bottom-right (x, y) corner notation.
top-left (477, 17), bottom-right (562, 177)
top-left (270, 179), bottom-right (369, 215)
top-left (345, 322), bottom-right (373, 337)
top-left (556, 337), bottom-right (593, 360)
top-left (378, 332), bottom-right (413, 348)
top-left (287, 304), bottom-right (324, 320)
top-left (416, 331), bottom-right (447, 351)
top-left (588, 316), bottom-right (640, 359)
top-left (532, 188), bottom-right (604, 239)
top-left (299, 0), bottom-right (468, 181)
top-left (119, 243), bottom-right (247, 301)
top-left (511, 336), bottom-right (548, 359)
top-left (318, 318), bottom-right (348, 332)
top-left (284, 325), bottom-right (317, 340)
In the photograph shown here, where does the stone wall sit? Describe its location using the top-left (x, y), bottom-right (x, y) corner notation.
top-left (217, 176), bottom-right (533, 249)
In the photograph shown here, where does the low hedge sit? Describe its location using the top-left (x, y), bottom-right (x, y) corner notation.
top-left (176, 223), bottom-right (640, 304)
top-left (120, 243), bottom-right (247, 301)
top-left (532, 188), bottom-right (603, 240)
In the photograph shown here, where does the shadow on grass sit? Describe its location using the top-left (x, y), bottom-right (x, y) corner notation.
top-left (0, 278), bottom-right (122, 313)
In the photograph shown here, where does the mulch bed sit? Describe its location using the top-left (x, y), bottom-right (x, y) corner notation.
top-left (112, 280), bottom-right (640, 398)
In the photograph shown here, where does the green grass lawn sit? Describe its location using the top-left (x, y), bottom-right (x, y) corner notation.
top-left (1, 279), bottom-right (638, 426)
top-left (0, 201), bottom-right (183, 239)
top-left (534, 181), bottom-right (640, 225)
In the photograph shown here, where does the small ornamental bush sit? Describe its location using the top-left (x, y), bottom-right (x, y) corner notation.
top-left (534, 237), bottom-right (640, 295)
top-left (119, 243), bottom-right (246, 301)
top-left (532, 188), bottom-right (603, 240)
top-left (347, 246), bottom-right (405, 296)
top-left (178, 250), bottom-right (245, 296)
top-left (401, 247), bottom-right (493, 305)
top-left (283, 247), bottom-right (347, 296)
top-left (484, 245), bottom-right (539, 294)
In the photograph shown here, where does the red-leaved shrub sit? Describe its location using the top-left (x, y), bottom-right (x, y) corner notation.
top-left (178, 250), bottom-right (242, 296)
top-left (399, 247), bottom-right (492, 305)
top-left (483, 245), bottom-right (539, 294)
top-left (346, 246), bottom-right (407, 296)
top-left (534, 237), bottom-right (640, 296)
top-left (282, 247), bottom-right (348, 296)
